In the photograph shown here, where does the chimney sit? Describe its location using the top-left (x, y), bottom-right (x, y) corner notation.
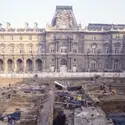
top-left (34, 22), bottom-right (38, 29)
top-left (6, 22), bottom-right (11, 29)
top-left (25, 22), bottom-right (28, 29)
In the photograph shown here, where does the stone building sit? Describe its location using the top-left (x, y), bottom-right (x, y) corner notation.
top-left (0, 6), bottom-right (125, 73)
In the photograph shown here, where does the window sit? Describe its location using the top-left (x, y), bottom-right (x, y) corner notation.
top-left (50, 45), bottom-right (55, 53)
top-left (115, 48), bottom-right (119, 53)
top-left (20, 35), bottom-right (22, 40)
top-left (60, 46), bottom-right (67, 53)
top-left (91, 44), bottom-right (96, 53)
top-left (38, 44), bottom-right (44, 54)
top-left (91, 60), bottom-right (96, 70)
top-left (0, 36), bottom-right (4, 40)
top-left (105, 35), bottom-right (110, 40)
top-left (9, 44), bottom-right (14, 54)
top-left (19, 44), bottom-right (24, 54)
top-left (105, 59), bottom-right (109, 69)
top-left (105, 47), bottom-right (109, 53)
top-left (29, 36), bottom-right (32, 40)
top-left (114, 59), bottom-right (119, 70)
top-left (0, 44), bottom-right (5, 54)
top-left (72, 46), bottom-right (77, 53)
top-left (10, 36), bottom-right (13, 40)
top-left (37, 36), bottom-right (41, 41)
top-left (28, 44), bottom-right (33, 53)
top-left (116, 35), bottom-right (120, 39)
top-left (92, 35), bottom-right (96, 40)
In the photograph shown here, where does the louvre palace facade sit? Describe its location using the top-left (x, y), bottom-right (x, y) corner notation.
top-left (0, 6), bottom-right (125, 73)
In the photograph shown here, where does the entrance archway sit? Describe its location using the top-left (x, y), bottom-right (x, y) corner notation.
top-left (60, 59), bottom-right (67, 72)
top-left (36, 59), bottom-right (42, 71)
top-left (26, 59), bottom-right (33, 71)
top-left (0, 59), bottom-right (4, 71)
top-left (7, 59), bottom-right (13, 72)
top-left (17, 59), bottom-right (23, 72)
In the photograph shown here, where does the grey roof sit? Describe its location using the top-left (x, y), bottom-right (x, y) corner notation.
top-left (56, 6), bottom-right (72, 10)
top-left (88, 23), bottom-right (125, 31)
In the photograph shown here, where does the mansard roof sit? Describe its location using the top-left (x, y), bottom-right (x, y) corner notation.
top-left (51, 6), bottom-right (78, 30)
top-left (87, 23), bottom-right (125, 31)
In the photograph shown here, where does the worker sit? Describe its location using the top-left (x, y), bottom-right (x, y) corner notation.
top-left (109, 84), bottom-right (112, 92)
top-left (77, 95), bottom-right (82, 101)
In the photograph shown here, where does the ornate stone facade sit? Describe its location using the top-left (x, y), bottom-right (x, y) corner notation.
top-left (0, 6), bottom-right (125, 73)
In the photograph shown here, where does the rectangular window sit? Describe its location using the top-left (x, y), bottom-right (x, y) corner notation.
top-left (92, 35), bottom-right (96, 40)
top-left (29, 36), bottom-right (32, 40)
top-left (11, 36), bottom-right (13, 40)
top-left (116, 35), bottom-right (120, 39)
top-left (105, 47), bottom-right (109, 53)
top-left (20, 35), bottom-right (22, 40)
top-left (92, 48), bottom-right (96, 53)
top-left (0, 36), bottom-right (4, 40)
top-left (105, 35), bottom-right (110, 40)
top-left (115, 48), bottom-right (119, 53)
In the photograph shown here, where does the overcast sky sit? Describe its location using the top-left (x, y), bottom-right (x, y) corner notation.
top-left (0, 0), bottom-right (125, 28)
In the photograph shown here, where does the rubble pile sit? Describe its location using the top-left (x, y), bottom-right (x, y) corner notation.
top-left (53, 80), bottom-right (114, 125)
top-left (0, 78), bottom-right (48, 125)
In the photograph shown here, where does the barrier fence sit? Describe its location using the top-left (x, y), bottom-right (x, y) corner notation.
top-left (0, 72), bottom-right (125, 78)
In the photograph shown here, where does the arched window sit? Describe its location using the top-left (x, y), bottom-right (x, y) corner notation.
top-left (60, 59), bottom-right (67, 66)
top-left (26, 59), bottom-right (33, 71)
top-left (91, 60), bottom-right (96, 70)
top-left (7, 59), bottom-right (13, 72)
top-left (36, 59), bottom-right (42, 71)
top-left (17, 59), bottom-right (23, 71)
top-left (0, 59), bottom-right (4, 71)
top-left (114, 59), bottom-right (120, 70)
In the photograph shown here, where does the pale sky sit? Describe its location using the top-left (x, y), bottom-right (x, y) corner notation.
top-left (0, 0), bottom-right (125, 28)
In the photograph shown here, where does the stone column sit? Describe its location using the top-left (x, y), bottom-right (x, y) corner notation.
top-left (67, 58), bottom-right (71, 72)
top-left (33, 58), bottom-right (36, 72)
top-left (55, 58), bottom-right (56, 72)
top-left (4, 58), bottom-right (8, 73)
top-left (69, 41), bottom-right (72, 52)
top-left (70, 58), bottom-right (72, 71)
top-left (42, 58), bottom-right (46, 71)
top-left (23, 58), bottom-right (27, 72)
top-left (14, 59), bottom-right (17, 72)
top-left (56, 58), bottom-right (59, 72)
